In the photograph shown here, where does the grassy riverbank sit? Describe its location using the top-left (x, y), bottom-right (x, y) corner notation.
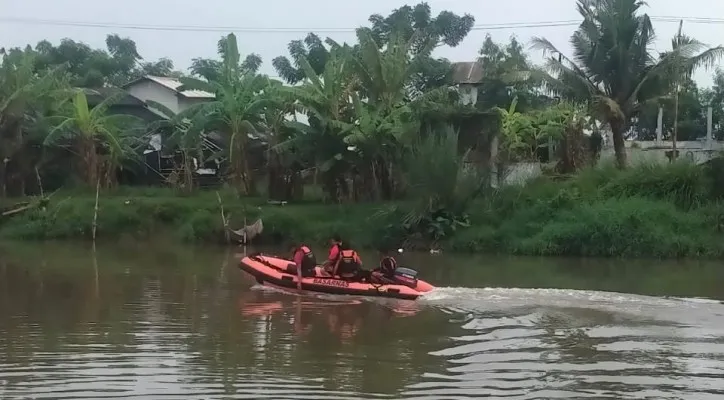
top-left (3, 161), bottom-right (724, 258)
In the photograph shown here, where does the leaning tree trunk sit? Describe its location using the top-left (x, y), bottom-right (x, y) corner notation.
top-left (609, 119), bottom-right (628, 169)
top-left (182, 150), bottom-right (195, 193)
top-left (267, 152), bottom-right (286, 201)
top-left (231, 136), bottom-right (255, 196)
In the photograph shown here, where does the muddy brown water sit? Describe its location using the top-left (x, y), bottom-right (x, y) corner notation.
top-left (1, 241), bottom-right (724, 399)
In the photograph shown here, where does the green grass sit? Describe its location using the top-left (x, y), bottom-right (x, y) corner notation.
top-left (0, 186), bottom-right (399, 247)
top-left (4, 160), bottom-right (724, 259)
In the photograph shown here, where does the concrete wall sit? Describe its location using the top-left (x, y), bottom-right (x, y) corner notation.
top-left (126, 80), bottom-right (181, 114)
top-left (458, 83), bottom-right (478, 106)
top-left (600, 140), bottom-right (724, 166)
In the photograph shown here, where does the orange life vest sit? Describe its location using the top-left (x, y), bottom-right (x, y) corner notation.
top-left (297, 245), bottom-right (317, 271)
top-left (335, 249), bottom-right (361, 277)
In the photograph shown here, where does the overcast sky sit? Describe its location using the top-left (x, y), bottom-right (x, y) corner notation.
top-left (3, 0), bottom-right (724, 86)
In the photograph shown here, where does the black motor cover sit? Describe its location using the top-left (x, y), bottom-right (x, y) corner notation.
top-left (393, 267), bottom-right (418, 288)
top-left (394, 267), bottom-right (418, 279)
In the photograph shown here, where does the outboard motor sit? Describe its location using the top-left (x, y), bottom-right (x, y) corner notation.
top-left (392, 267), bottom-right (418, 289)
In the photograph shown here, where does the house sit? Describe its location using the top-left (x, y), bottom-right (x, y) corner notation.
top-left (451, 61), bottom-right (484, 106)
top-left (122, 75), bottom-right (214, 115)
top-left (84, 87), bottom-right (164, 124)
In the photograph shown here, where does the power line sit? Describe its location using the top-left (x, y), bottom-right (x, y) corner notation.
top-left (0, 16), bottom-right (722, 34)
top-left (0, 16), bottom-right (581, 32)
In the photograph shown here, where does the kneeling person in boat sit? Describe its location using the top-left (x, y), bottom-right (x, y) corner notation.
top-left (289, 243), bottom-right (317, 277)
top-left (322, 235), bottom-right (364, 280)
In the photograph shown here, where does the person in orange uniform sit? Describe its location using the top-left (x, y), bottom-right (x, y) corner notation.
top-left (289, 242), bottom-right (317, 277)
top-left (322, 235), bottom-right (363, 280)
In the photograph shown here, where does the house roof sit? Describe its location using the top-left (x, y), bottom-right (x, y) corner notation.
top-left (451, 61), bottom-right (484, 84)
top-left (83, 87), bottom-right (147, 107)
top-left (124, 75), bottom-right (215, 99)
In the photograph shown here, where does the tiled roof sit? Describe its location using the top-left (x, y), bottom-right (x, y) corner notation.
top-left (451, 61), bottom-right (484, 84)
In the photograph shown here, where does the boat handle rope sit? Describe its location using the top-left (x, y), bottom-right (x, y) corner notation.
top-left (369, 279), bottom-right (385, 291)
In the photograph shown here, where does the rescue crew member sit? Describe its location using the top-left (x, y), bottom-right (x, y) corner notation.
top-left (322, 235), bottom-right (363, 280)
top-left (289, 242), bottom-right (317, 277)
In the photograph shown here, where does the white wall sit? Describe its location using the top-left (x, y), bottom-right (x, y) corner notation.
top-left (126, 80), bottom-right (181, 115)
top-left (178, 97), bottom-right (210, 113)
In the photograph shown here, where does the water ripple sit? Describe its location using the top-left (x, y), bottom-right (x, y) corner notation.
top-left (4, 277), bottom-right (724, 399)
top-left (402, 287), bottom-right (724, 399)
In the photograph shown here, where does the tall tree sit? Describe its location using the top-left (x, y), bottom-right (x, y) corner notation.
top-left (272, 33), bottom-right (335, 85)
top-left (136, 58), bottom-right (184, 79)
top-left (273, 2), bottom-right (474, 94)
top-left (7, 34), bottom-right (180, 87)
top-left (477, 35), bottom-right (546, 111)
top-left (665, 20), bottom-right (724, 158)
top-left (701, 69), bottom-right (724, 139)
top-left (368, 2), bottom-right (474, 96)
top-left (531, 0), bottom-right (721, 168)
top-left (189, 35), bottom-right (262, 82)
top-left (0, 49), bottom-right (68, 196)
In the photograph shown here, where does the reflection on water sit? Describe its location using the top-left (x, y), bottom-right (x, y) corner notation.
top-left (1, 241), bottom-right (724, 399)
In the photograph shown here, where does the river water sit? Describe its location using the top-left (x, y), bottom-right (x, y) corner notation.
top-left (1, 241), bottom-right (724, 399)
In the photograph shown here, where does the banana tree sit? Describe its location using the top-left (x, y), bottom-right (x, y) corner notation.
top-left (494, 97), bottom-right (536, 161)
top-left (332, 92), bottom-right (418, 200)
top-left (0, 50), bottom-right (67, 196)
top-left (146, 100), bottom-right (201, 192)
top-left (351, 28), bottom-right (420, 109)
top-left (178, 33), bottom-right (272, 195)
top-left (45, 90), bottom-right (142, 188)
top-left (259, 80), bottom-right (306, 200)
top-left (280, 50), bottom-right (358, 201)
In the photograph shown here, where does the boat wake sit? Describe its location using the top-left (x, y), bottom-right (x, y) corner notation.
top-left (419, 286), bottom-right (724, 324)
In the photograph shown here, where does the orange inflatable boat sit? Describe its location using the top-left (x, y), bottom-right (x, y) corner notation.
top-left (239, 254), bottom-right (435, 300)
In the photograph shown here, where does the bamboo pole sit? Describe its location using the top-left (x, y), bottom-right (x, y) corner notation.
top-left (92, 178), bottom-right (100, 242)
top-left (35, 166), bottom-right (44, 198)
top-left (216, 191), bottom-right (230, 244)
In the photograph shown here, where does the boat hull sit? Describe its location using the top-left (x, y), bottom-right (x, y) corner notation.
top-left (239, 255), bottom-right (434, 300)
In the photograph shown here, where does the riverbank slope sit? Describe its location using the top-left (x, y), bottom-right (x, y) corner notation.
top-left (2, 162), bottom-right (724, 258)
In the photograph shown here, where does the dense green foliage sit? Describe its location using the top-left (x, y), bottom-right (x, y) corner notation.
top-left (532, 0), bottom-right (723, 168)
top-left (2, 0), bottom-right (724, 258)
top-left (3, 161), bottom-right (724, 259)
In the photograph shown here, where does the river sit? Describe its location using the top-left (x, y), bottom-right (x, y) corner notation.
top-left (1, 241), bottom-right (724, 399)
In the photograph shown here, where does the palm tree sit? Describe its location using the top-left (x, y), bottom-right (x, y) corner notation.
top-left (530, 0), bottom-right (720, 168)
top-left (45, 90), bottom-right (142, 187)
top-left (667, 20), bottom-right (724, 159)
top-left (178, 33), bottom-right (271, 195)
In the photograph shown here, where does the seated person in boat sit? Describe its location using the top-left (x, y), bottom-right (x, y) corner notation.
top-left (289, 242), bottom-right (317, 277)
top-left (321, 235), bottom-right (364, 280)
